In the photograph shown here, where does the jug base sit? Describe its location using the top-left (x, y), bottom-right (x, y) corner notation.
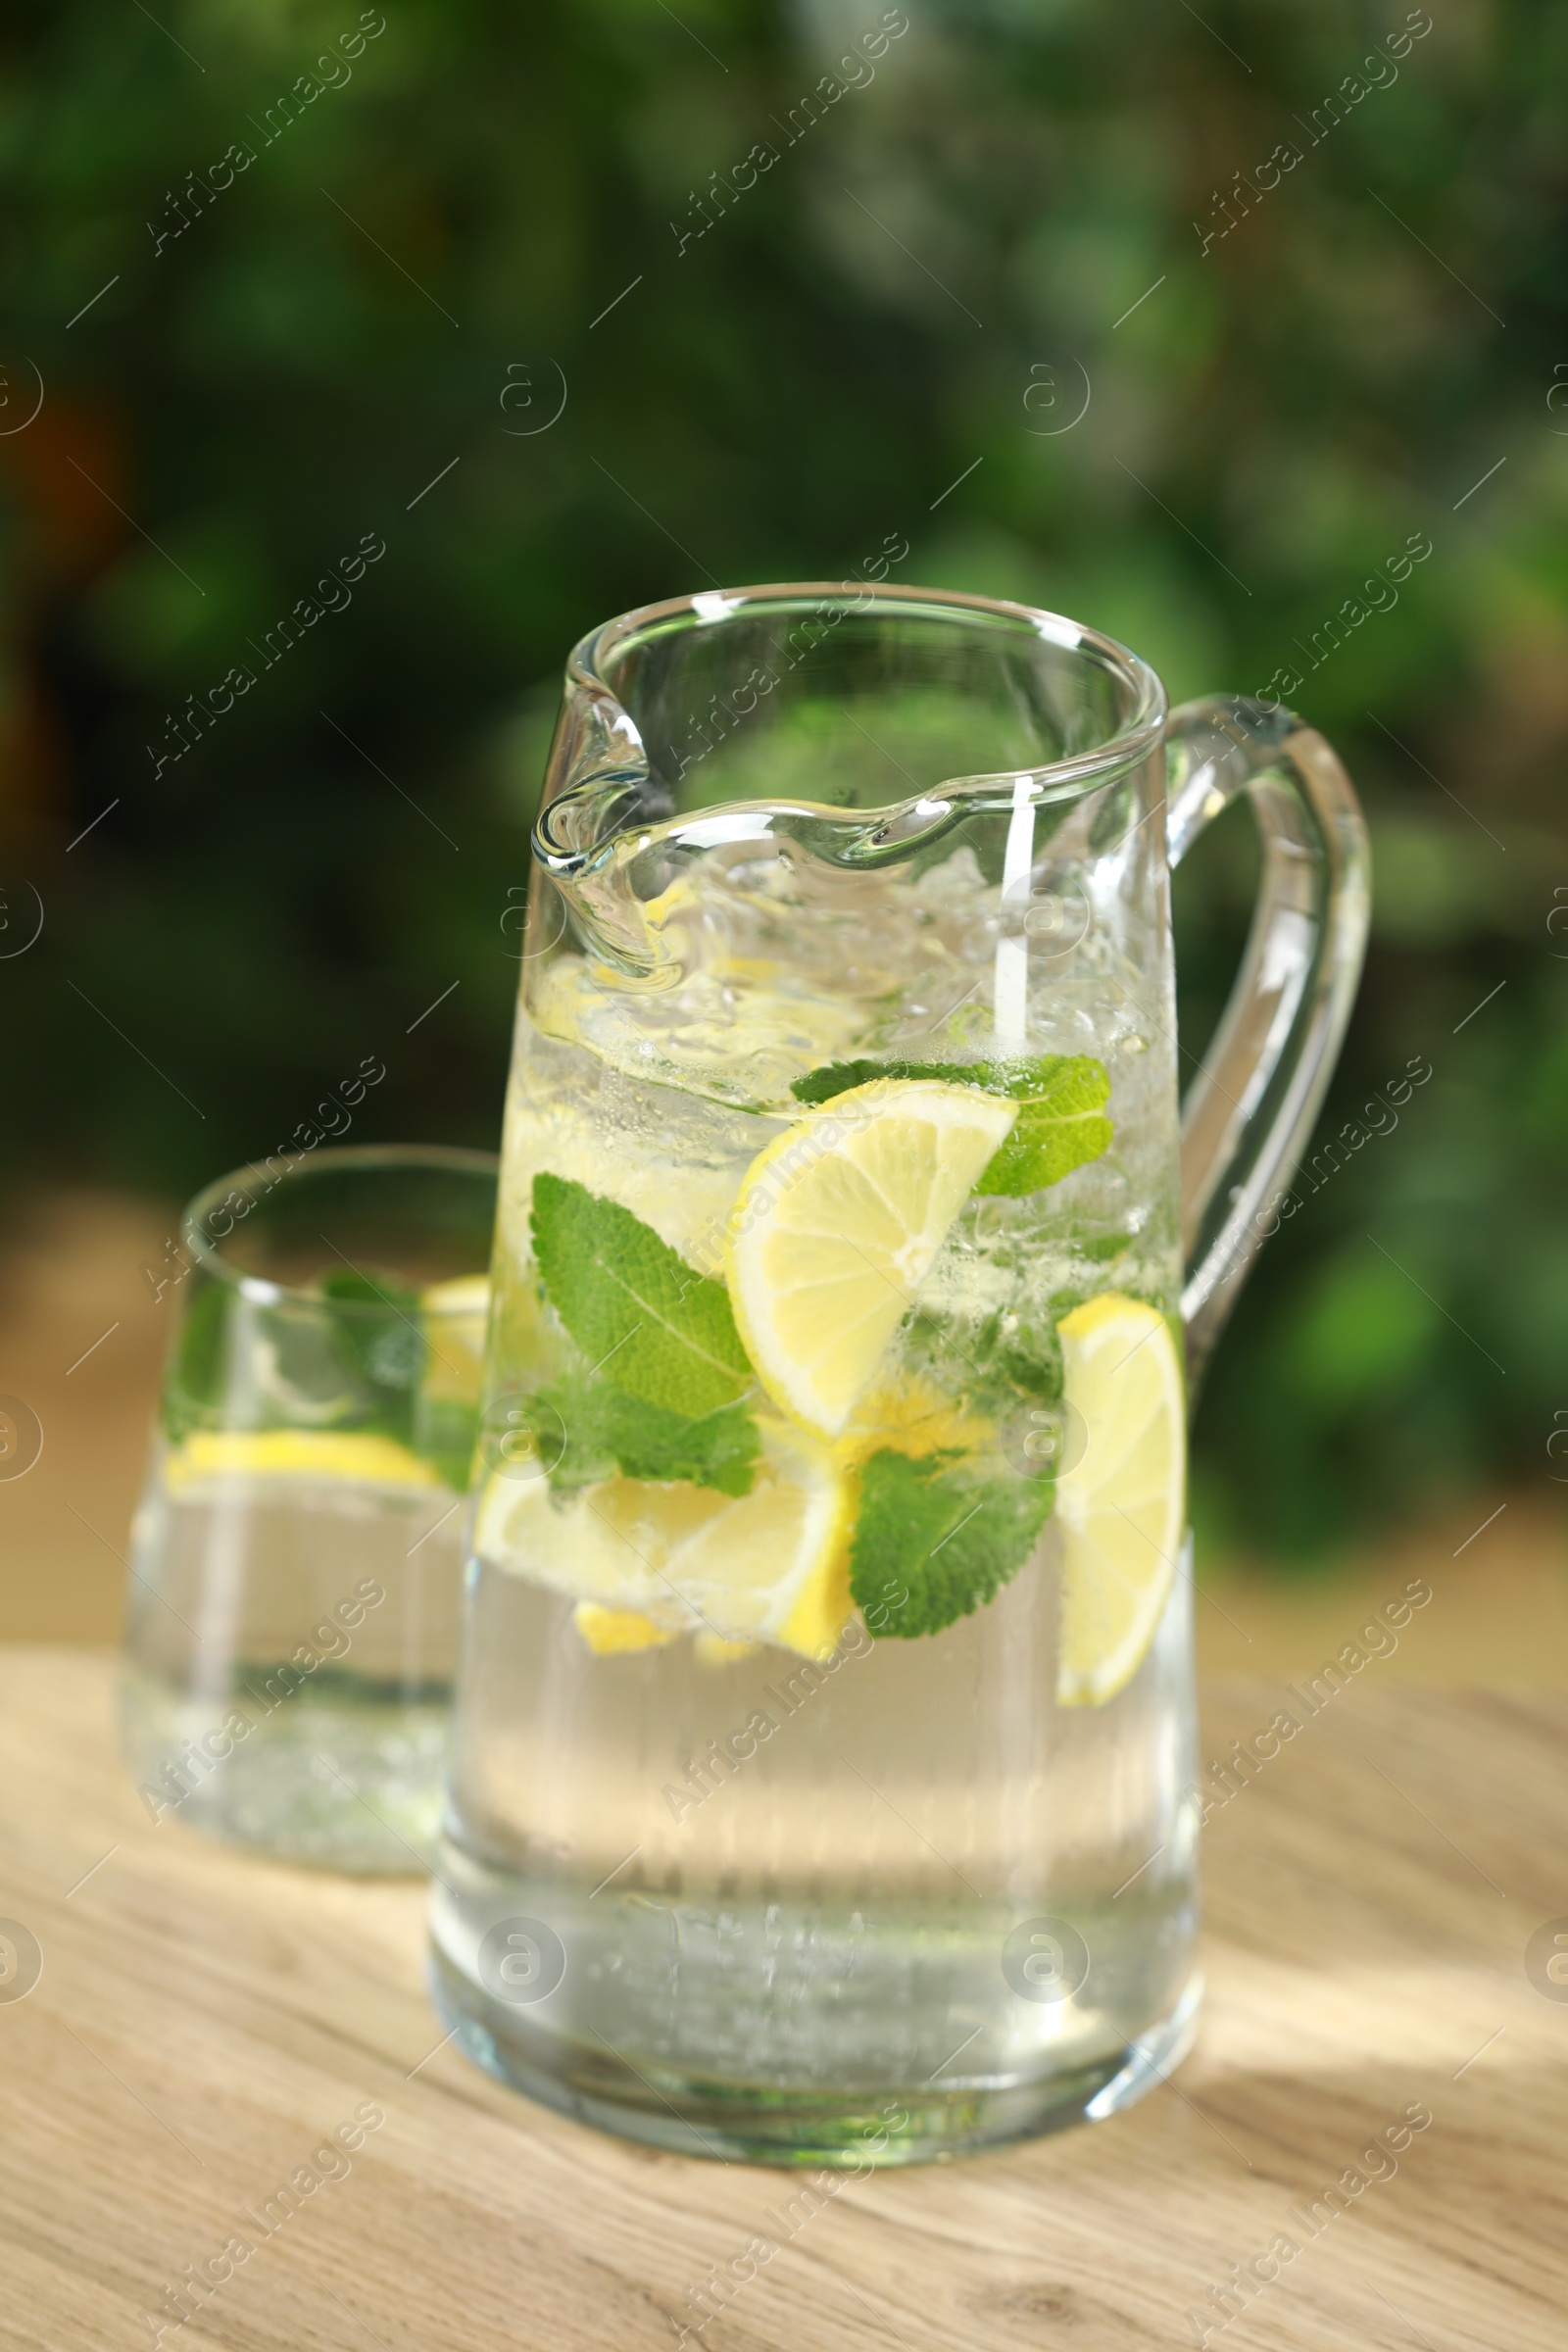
top-left (426, 1946), bottom-right (1202, 2167)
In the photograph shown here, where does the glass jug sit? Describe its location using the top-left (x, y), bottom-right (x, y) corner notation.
top-left (430, 582), bottom-right (1368, 2163)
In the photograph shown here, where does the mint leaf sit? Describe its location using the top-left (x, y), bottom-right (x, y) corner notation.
top-left (973, 1059), bottom-right (1112, 1196)
top-left (412, 1396), bottom-right (481, 1493)
top-left (317, 1267), bottom-right (427, 1399)
top-left (542, 1371), bottom-right (759, 1498)
top-left (530, 1174), bottom-right (753, 1418)
top-left (162, 1267), bottom-right (473, 1477)
top-left (792, 1056), bottom-right (929, 1105)
top-left (980, 1312), bottom-right (1065, 1406)
top-left (791, 1054), bottom-right (1043, 1104)
top-left (791, 1054), bottom-right (1111, 1197)
top-left (597, 1396), bottom-right (758, 1494)
top-left (850, 1447), bottom-right (1053, 1639)
top-left (162, 1281), bottom-right (234, 1442)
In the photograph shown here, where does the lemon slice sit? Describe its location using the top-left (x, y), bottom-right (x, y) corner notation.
top-left (473, 1419), bottom-right (853, 1659)
top-left (695, 1631), bottom-right (761, 1666)
top-left (164, 1429), bottom-right (442, 1493)
top-left (1054, 1292), bottom-right (1186, 1706)
top-left (572, 1602), bottom-right (678, 1655)
top-left (725, 1080), bottom-right (1017, 1439)
top-left (419, 1274), bottom-right (490, 1405)
top-left (836, 1370), bottom-right (990, 1468)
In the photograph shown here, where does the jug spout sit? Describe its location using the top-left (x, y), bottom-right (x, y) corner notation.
top-left (529, 580), bottom-right (1173, 985)
top-left (530, 662), bottom-right (673, 980)
top-left (527, 578), bottom-right (1181, 1012)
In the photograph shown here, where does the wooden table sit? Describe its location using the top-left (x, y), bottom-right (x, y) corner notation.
top-left (2, 1651), bottom-right (1562, 2350)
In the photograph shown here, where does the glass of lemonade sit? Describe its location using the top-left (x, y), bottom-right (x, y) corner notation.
top-left (122, 1145), bottom-right (498, 1872)
top-left (429, 584), bottom-right (1367, 2160)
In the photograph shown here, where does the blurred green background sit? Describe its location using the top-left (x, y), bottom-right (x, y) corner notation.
top-left (1, 0), bottom-right (1563, 1568)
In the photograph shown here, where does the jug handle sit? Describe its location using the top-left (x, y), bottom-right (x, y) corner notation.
top-left (1164, 696), bottom-right (1371, 1391)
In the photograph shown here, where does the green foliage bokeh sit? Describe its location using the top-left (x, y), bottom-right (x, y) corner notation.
top-left (1, 0), bottom-right (1564, 1562)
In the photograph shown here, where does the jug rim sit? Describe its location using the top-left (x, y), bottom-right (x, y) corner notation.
top-left (540, 581), bottom-right (1168, 880)
top-left (575, 579), bottom-right (1164, 750)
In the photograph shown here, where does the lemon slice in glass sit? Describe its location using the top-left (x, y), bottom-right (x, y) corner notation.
top-left (572, 1602), bottom-right (679, 1656)
top-left (419, 1274), bottom-right (490, 1403)
top-left (1054, 1292), bottom-right (1186, 1706)
top-left (164, 1429), bottom-right (443, 1494)
top-left (725, 1080), bottom-right (1017, 1439)
top-left (473, 1419), bottom-right (853, 1659)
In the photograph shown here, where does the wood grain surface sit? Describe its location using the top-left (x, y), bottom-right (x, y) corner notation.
top-left (1, 1648), bottom-right (1563, 2351)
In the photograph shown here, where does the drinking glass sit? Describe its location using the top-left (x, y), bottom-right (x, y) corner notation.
top-left (122, 1144), bottom-right (498, 1873)
top-left (429, 582), bottom-right (1368, 2160)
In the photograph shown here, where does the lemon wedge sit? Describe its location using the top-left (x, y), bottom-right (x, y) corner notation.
top-left (1054, 1292), bottom-right (1186, 1706)
top-left (725, 1080), bottom-right (1016, 1439)
top-left (419, 1274), bottom-right (490, 1404)
top-left (473, 1418), bottom-right (853, 1659)
top-left (572, 1602), bottom-right (679, 1655)
top-left (694, 1631), bottom-right (762, 1666)
top-left (835, 1369), bottom-right (990, 1468)
top-left (164, 1429), bottom-right (442, 1493)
